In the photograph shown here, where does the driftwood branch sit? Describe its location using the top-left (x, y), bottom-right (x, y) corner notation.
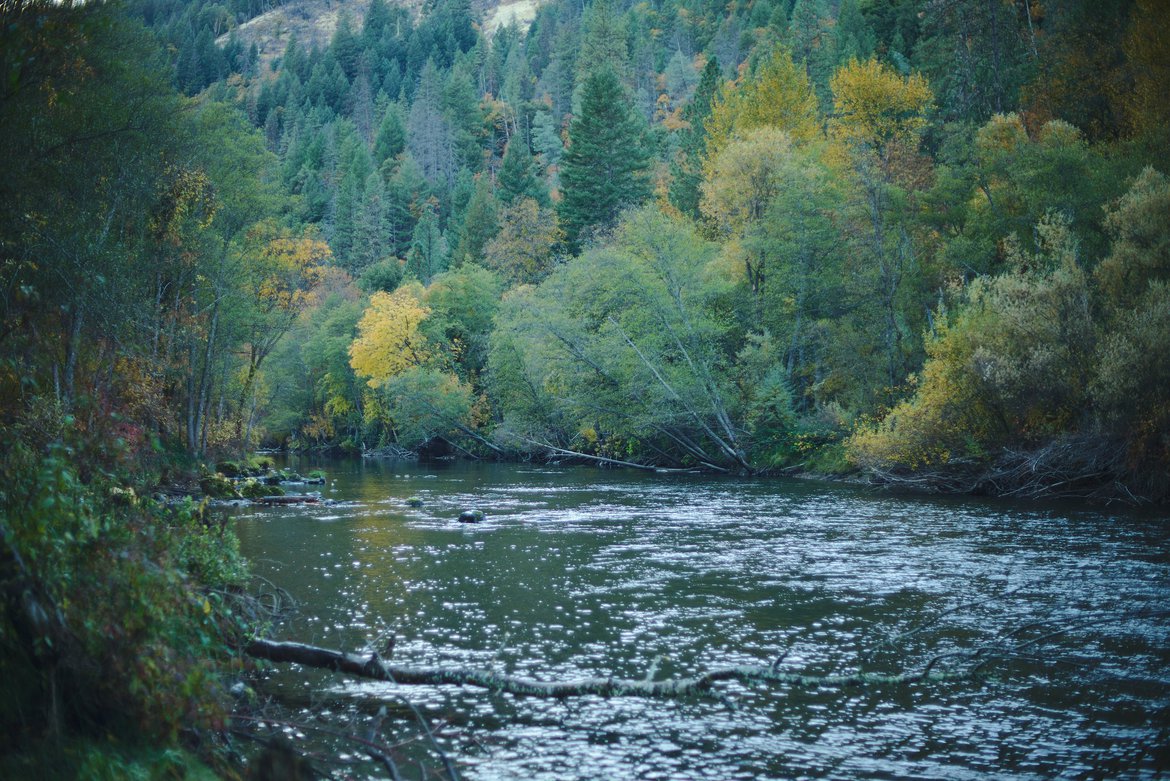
top-left (863, 435), bottom-right (1144, 504)
top-left (245, 639), bottom-right (966, 699)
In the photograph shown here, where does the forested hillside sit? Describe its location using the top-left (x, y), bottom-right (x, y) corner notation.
top-left (144, 0), bottom-right (1168, 500)
top-left (4, 0), bottom-right (1169, 503)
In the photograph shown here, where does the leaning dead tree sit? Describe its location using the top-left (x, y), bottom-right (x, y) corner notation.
top-left (245, 639), bottom-right (970, 699)
top-left (245, 604), bottom-right (1170, 700)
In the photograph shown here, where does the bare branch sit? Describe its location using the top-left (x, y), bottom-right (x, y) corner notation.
top-left (245, 639), bottom-right (969, 700)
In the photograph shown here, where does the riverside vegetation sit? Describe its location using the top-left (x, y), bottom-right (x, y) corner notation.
top-left (1, 0), bottom-right (1168, 775)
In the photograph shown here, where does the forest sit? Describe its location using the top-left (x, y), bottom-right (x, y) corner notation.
top-left (1, 0), bottom-right (1168, 775)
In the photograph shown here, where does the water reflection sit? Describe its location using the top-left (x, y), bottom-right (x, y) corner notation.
top-left (232, 459), bottom-right (1170, 779)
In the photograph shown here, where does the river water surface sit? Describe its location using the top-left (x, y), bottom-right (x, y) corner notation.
top-left (232, 459), bottom-right (1170, 779)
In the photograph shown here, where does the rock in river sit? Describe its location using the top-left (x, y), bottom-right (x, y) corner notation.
top-left (458, 509), bottom-right (485, 523)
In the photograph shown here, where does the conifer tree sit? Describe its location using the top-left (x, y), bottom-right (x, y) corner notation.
top-left (374, 103), bottom-right (406, 165)
top-left (557, 67), bottom-right (651, 252)
top-left (531, 108), bottom-right (563, 171)
top-left (450, 174), bottom-right (500, 266)
top-left (576, 0), bottom-right (629, 82)
top-left (408, 59), bottom-right (457, 185)
top-left (405, 199), bottom-right (449, 283)
top-left (498, 136), bottom-right (548, 206)
top-left (351, 173), bottom-right (391, 273)
top-left (788, 0), bottom-right (833, 105)
top-left (835, 0), bottom-right (875, 65)
top-left (669, 56), bottom-right (720, 220)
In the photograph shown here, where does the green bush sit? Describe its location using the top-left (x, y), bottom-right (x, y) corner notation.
top-left (198, 472), bottom-right (240, 499)
top-left (0, 434), bottom-right (254, 763)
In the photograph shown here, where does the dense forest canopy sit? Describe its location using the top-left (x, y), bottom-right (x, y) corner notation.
top-left (3, 0), bottom-right (1168, 495)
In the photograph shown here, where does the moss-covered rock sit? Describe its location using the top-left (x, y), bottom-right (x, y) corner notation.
top-left (238, 479), bottom-right (281, 499)
top-left (199, 473), bottom-right (240, 499)
top-left (214, 460), bottom-right (243, 478)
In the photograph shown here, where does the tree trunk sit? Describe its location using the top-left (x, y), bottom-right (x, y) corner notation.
top-left (244, 638), bottom-right (962, 700)
top-left (63, 305), bottom-right (83, 410)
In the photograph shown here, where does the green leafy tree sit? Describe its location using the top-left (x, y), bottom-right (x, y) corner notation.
top-left (491, 208), bottom-right (755, 470)
top-left (849, 214), bottom-right (1095, 471)
top-left (484, 198), bottom-right (563, 285)
top-left (830, 57), bottom-right (934, 391)
top-left (422, 263), bottom-right (503, 380)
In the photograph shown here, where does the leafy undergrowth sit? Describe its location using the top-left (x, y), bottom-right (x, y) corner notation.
top-left (0, 422), bottom-right (256, 777)
top-left (0, 738), bottom-right (221, 781)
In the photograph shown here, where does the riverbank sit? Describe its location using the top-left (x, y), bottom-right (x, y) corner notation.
top-left (0, 431), bottom-right (256, 778)
top-left (266, 434), bottom-right (1162, 507)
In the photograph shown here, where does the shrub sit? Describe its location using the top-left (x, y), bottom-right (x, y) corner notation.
top-left (1, 432), bottom-right (253, 761)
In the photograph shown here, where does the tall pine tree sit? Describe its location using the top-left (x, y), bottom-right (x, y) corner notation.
top-left (498, 135), bottom-right (548, 206)
top-left (669, 56), bottom-right (720, 220)
top-left (557, 67), bottom-right (651, 252)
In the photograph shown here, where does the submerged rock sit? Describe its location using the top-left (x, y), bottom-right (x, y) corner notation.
top-left (406, 496), bottom-right (424, 507)
top-left (458, 509), bottom-right (485, 523)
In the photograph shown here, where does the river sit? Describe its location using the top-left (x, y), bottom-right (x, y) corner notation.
top-left (231, 458), bottom-right (1170, 780)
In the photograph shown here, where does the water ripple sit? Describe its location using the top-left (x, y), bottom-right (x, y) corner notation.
top-left (232, 461), bottom-right (1170, 780)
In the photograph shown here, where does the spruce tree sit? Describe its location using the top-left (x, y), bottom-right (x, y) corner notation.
top-left (373, 103), bottom-right (406, 165)
top-left (557, 67), bottom-right (651, 252)
top-left (531, 108), bottom-right (563, 170)
top-left (407, 59), bottom-right (456, 185)
top-left (450, 174), bottom-right (500, 267)
top-left (405, 199), bottom-right (449, 283)
top-left (351, 173), bottom-right (391, 273)
top-left (669, 56), bottom-right (720, 221)
top-left (498, 136), bottom-right (548, 207)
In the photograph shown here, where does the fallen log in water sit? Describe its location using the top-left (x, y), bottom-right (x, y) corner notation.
top-left (244, 638), bottom-right (966, 699)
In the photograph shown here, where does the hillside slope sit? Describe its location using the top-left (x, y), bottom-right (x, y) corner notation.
top-left (217, 0), bottom-right (541, 71)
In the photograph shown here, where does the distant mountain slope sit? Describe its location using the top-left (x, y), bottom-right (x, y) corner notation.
top-left (215, 0), bottom-right (375, 69)
top-left (217, 0), bottom-right (541, 71)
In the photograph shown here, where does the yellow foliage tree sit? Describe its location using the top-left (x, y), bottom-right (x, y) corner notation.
top-left (829, 58), bottom-right (933, 389)
top-left (702, 128), bottom-right (798, 235)
top-left (830, 58), bottom-right (933, 158)
top-left (703, 47), bottom-right (820, 166)
top-left (700, 128), bottom-right (801, 297)
top-left (349, 281), bottom-right (432, 387)
top-left (235, 222), bottom-right (331, 444)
